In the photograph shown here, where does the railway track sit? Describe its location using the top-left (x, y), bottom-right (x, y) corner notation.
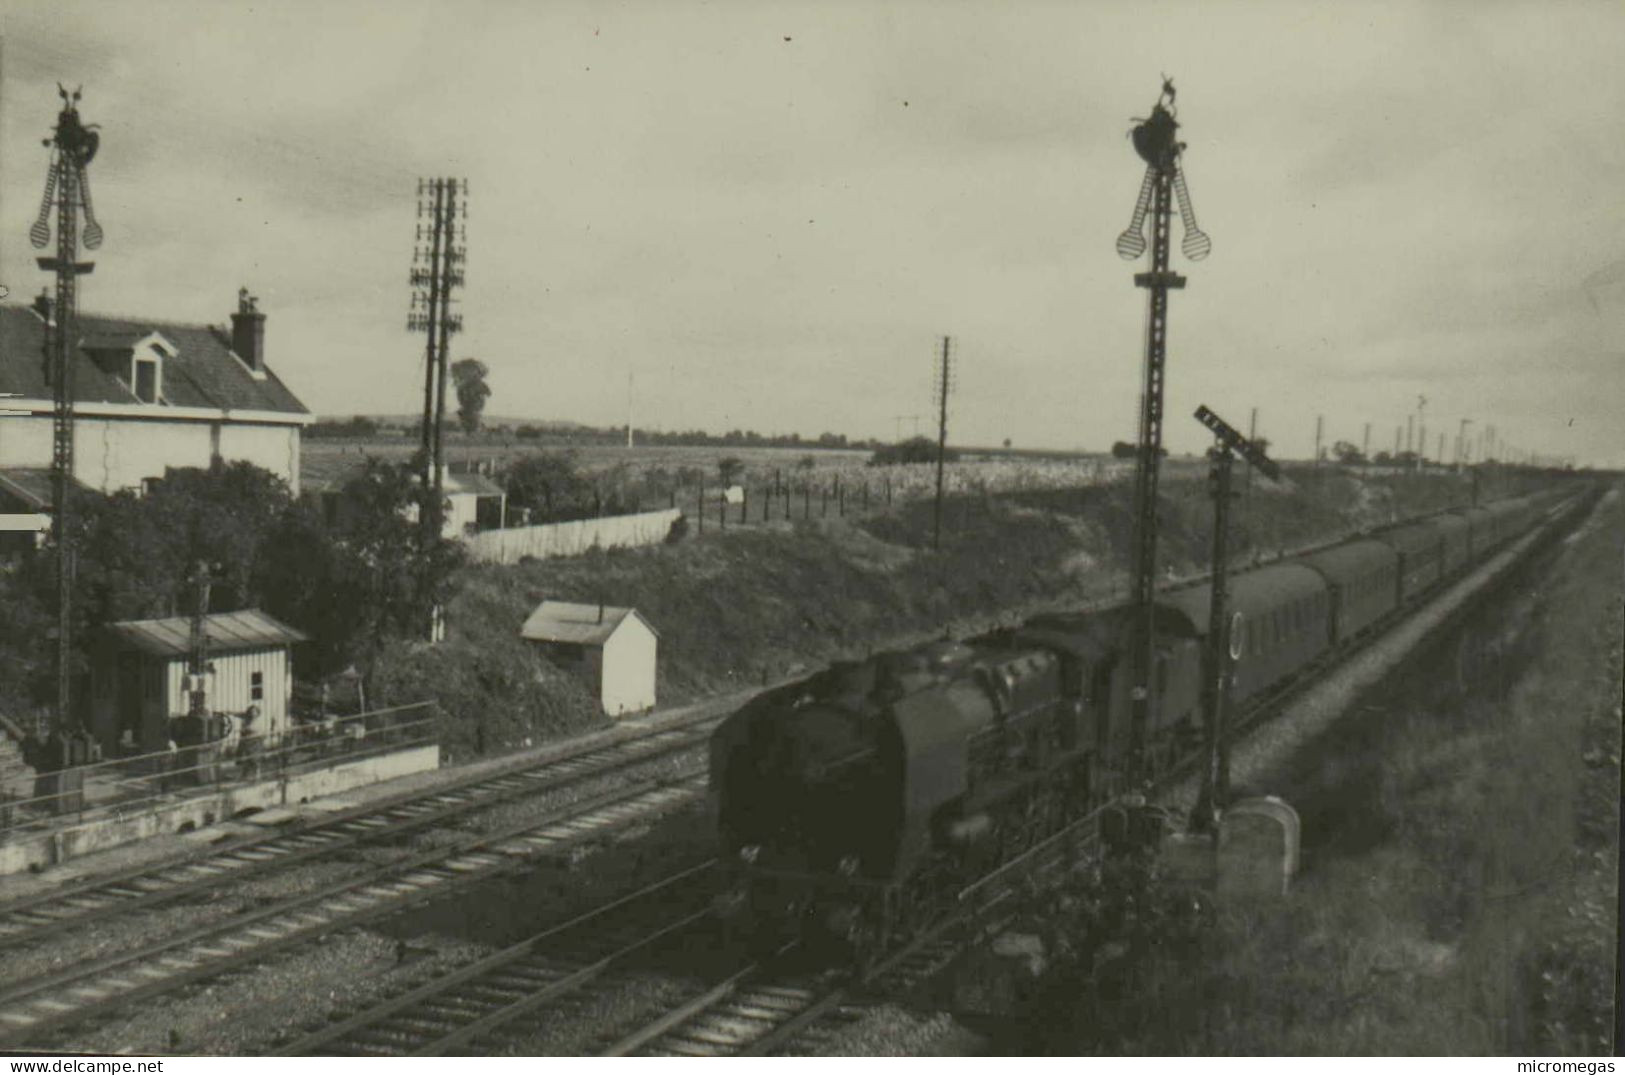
top-left (0, 771), bottom-right (707, 1048)
top-left (272, 860), bottom-right (721, 1057)
top-left (0, 715), bottom-right (720, 951)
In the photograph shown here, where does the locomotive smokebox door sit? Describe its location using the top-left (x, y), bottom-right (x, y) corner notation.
top-left (1216, 796), bottom-right (1300, 898)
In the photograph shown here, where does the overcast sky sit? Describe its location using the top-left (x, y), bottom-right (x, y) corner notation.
top-left (2, 0), bottom-right (1621, 464)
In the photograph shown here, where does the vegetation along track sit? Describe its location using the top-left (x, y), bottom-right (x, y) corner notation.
top-left (0, 771), bottom-right (706, 1048)
top-left (272, 860), bottom-right (722, 1056)
top-left (0, 715), bottom-right (720, 951)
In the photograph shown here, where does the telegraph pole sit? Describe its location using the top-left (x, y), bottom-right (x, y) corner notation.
top-left (1362, 422), bottom-right (1370, 463)
top-left (1313, 414), bottom-right (1324, 471)
top-left (408, 177), bottom-right (468, 538)
top-left (1114, 78), bottom-right (1210, 784)
top-left (932, 336), bottom-right (954, 550)
top-left (1244, 406), bottom-right (1258, 497)
top-left (30, 86), bottom-right (104, 736)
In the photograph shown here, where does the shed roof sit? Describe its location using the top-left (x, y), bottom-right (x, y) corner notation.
top-left (520, 601), bottom-right (656, 646)
top-left (0, 467), bottom-right (91, 511)
top-left (446, 471), bottom-right (506, 498)
top-left (105, 608), bottom-right (309, 658)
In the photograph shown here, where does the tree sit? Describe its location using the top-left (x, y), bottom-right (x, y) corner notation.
top-left (258, 458), bottom-right (463, 672)
top-left (1332, 440), bottom-right (1366, 465)
top-left (868, 436), bottom-right (957, 466)
top-left (717, 457), bottom-right (744, 486)
top-left (451, 358), bottom-right (492, 434)
top-left (502, 452), bottom-right (595, 523)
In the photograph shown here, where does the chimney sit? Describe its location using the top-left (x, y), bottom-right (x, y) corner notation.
top-left (31, 289), bottom-right (53, 324)
top-left (230, 287), bottom-right (266, 372)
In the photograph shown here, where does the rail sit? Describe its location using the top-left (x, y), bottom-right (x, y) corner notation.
top-left (0, 702), bottom-right (439, 844)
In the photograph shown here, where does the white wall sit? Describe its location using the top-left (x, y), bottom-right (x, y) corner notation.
top-left (162, 646), bottom-right (295, 739)
top-left (0, 414), bottom-right (301, 493)
top-left (463, 508), bottom-right (680, 563)
top-left (601, 617), bottom-right (657, 716)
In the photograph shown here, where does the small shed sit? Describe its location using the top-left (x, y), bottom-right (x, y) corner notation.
top-left (520, 601), bottom-right (657, 717)
top-left (441, 469), bottom-right (507, 537)
top-left (89, 609), bottom-right (308, 754)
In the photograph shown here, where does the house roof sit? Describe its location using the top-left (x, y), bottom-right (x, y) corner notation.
top-left (104, 608), bottom-right (310, 658)
top-left (0, 305), bottom-right (309, 417)
top-left (520, 601), bottom-right (656, 646)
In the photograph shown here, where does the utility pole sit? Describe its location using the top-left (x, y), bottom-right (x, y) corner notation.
top-left (30, 85), bottom-right (104, 737)
top-left (626, 369), bottom-right (634, 449)
top-left (1457, 418), bottom-right (1473, 467)
top-left (1244, 406), bottom-right (1258, 497)
top-left (1362, 422), bottom-right (1370, 463)
top-left (1190, 405), bottom-right (1279, 833)
top-left (1313, 414), bottom-right (1324, 472)
top-left (1416, 395), bottom-right (1427, 471)
top-left (1406, 414), bottom-right (1414, 458)
top-left (408, 177), bottom-right (469, 538)
top-left (1114, 77), bottom-right (1210, 786)
top-left (932, 336), bottom-right (954, 550)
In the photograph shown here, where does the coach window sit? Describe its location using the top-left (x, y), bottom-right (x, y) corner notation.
top-left (251, 671), bottom-right (264, 702)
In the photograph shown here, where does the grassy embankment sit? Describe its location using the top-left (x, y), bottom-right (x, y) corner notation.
top-left (371, 467), bottom-right (1498, 762)
top-left (1031, 482), bottom-right (1621, 1055)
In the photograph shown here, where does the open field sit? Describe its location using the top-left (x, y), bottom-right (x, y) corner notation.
top-left (300, 435), bottom-right (1144, 501)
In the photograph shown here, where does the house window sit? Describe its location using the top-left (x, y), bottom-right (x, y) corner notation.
top-left (134, 356), bottom-right (159, 403)
top-left (251, 671), bottom-right (264, 702)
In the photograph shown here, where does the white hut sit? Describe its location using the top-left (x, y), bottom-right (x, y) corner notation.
top-left (520, 601), bottom-right (657, 717)
top-left (89, 609), bottom-right (307, 754)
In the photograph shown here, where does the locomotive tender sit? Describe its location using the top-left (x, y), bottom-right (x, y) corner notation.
top-left (710, 490), bottom-right (1562, 955)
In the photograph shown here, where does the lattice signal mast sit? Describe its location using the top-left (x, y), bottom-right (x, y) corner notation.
top-left (30, 85), bottom-right (104, 735)
top-left (1114, 78), bottom-right (1210, 782)
top-left (1190, 405), bottom-right (1278, 832)
top-left (408, 178), bottom-right (468, 536)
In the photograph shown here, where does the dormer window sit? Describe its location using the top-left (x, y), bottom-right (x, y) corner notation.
top-left (134, 355), bottom-right (159, 403)
top-left (129, 338), bottom-right (168, 405)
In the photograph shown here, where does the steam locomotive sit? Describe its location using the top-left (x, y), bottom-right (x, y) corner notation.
top-left (709, 488), bottom-right (1568, 956)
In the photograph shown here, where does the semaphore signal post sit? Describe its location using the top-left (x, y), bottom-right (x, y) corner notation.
top-left (31, 85), bottom-right (105, 737)
top-left (1115, 78), bottom-right (1210, 786)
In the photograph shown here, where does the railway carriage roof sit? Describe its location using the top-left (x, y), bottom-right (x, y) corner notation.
top-left (1154, 563), bottom-right (1327, 639)
top-left (1372, 518), bottom-right (1448, 554)
top-left (1296, 539), bottom-right (1397, 588)
top-left (1433, 512), bottom-right (1468, 535)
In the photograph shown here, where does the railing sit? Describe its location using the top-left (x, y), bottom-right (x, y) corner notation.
top-left (0, 702), bottom-right (439, 846)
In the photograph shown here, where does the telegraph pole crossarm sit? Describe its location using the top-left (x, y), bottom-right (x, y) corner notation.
top-left (1190, 403), bottom-right (1279, 835)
